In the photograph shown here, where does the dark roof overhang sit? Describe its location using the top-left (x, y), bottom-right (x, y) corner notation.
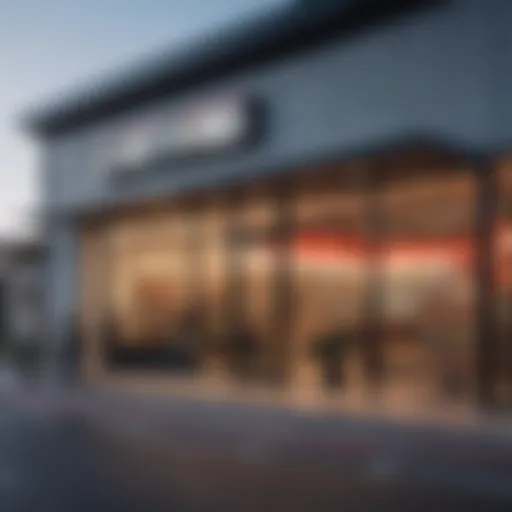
top-left (25, 0), bottom-right (440, 138)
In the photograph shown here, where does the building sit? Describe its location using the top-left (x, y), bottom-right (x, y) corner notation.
top-left (26, 0), bottom-right (512, 409)
top-left (0, 239), bottom-right (46, 352)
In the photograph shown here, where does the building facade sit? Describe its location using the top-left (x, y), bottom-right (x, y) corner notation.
top-left (0, 240), bottom-right (46, 352)
top-left (27, 0), bottom-right (512, 409)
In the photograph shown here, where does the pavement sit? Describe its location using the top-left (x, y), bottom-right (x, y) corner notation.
top-left (1, 379), bottom-right (512, 510)
top-left (0, 362), bottom-right (21, 390)
top-left (0, 402), bottom-right (510, 512)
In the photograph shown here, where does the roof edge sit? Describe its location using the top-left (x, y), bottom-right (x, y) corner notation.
top-left (25, 0), bottom-right (441, 138)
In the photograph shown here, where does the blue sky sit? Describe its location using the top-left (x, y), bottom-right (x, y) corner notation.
top-left (0, 0), bottom-right (281, 237)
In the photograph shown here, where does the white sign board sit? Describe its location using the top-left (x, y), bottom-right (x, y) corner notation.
top-left (110, 95), bottom-right (254, 173)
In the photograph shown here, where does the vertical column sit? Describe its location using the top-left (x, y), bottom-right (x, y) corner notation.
top-left (225, 188), bottom-right (246, 340)
top-left (362, 161), bottom-right (384, 396)
top-left (79, 221), bottom-right (110, 385)
top-left (204, 198), bottom-right (225, 359)
top-left (43, 214), bottom-right (79, 386)
top-left (475, 158), bottom-right (497, 407)
top-left (271, 180), bottom-right (295, 385)
top-left (186, 201), bottom-right (205, 308)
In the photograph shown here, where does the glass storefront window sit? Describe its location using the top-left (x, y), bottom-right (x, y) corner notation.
top-left (80, 150), bottom-right (507, 410)
top-left (379, 169), bottom-right (477, 406)
top-left (495, 159), bottom-right (512, 406)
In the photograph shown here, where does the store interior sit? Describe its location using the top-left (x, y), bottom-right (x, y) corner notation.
top-left (78, 148), bottom-right (512, 409)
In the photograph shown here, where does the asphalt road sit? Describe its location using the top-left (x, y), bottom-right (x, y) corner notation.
top-left (0, 400), bottom-right (512, 511)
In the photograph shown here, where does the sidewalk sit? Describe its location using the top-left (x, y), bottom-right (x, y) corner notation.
top-left (2, 374), bottom-right (512, 500)
top-left (88, 372), bottom-right (512, 441)
top-left (2, 371), bottom-right (512, 437)
top-left (1, 380), bottom-right (512, 459)
top-left (3, 375), bottom-right (512, 474)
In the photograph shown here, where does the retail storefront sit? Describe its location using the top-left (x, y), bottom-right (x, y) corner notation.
top-left (74, 151), bottom-right (512, 408)
top-left (27, 1), bottom-right (512, 409)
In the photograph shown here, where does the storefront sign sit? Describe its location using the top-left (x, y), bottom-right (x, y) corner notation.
top-left (110, 95), bottom-right (260, 174)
